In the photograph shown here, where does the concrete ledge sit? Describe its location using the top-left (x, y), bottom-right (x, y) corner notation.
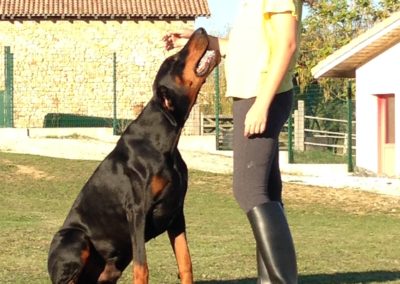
top-left (0, 128), bottom-right (28, 139)
top-left (26, 127), bottom-right (116, 142)
top-left (281, 163), bottom-right (349, 177)
top-left (1, 127), bottom-right (115, 140)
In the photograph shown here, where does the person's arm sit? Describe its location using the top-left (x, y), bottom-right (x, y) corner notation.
top-left (163, 29), bottom-right (228, 56)
top-left (244, 11), bottom-right (298, 137)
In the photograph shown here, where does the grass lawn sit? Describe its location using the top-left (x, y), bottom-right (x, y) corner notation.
top-left (0, 152), bottom-right (399, 283)
top-left (293, 149), bottom-right (348, 164)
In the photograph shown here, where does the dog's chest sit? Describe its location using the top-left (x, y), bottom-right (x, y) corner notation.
top-left (151, 170), bottom-right (185, 215)
top-left (145, 161), bottom-right (187, 239)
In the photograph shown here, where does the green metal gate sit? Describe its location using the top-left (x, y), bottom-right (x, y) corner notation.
top-left (0, 46), bottom-right (14, 127)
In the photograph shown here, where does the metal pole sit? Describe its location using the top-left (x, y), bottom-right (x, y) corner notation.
top-left (214, 66), bottom-right (220, 150)
top-left (1, 47), bottom-right (6, 126)
top-left (288, 107), bottom-right (294, 163)
top-left (9, 50), bottom-right (14, 127)
top-left (347, 81), bottom-right (354, 172)
top-left (113, 52), bottom-right (117, 135)
top-left (0, 91), bottom-right (4, 126)
top-left (287, 87), bottom-right (297, 163)
top-left (4, 46), bottom-right (14, 127)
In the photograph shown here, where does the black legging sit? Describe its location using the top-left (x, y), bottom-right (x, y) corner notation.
top-left (232, 90), bottom-right (294, 212)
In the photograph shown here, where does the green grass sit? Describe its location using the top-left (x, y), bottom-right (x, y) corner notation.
top-left (0, 152), bottom-right (399, 283)
top-left (44, 134), bottom-right (98, 140)
top-left (293, 149), bottom-right (348, 164)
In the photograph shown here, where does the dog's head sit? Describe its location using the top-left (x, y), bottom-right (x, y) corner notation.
top-left (153, 28), bottom-right (221, 127)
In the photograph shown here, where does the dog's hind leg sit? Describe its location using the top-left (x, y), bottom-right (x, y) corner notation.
top-left (48, 229), bottom-right (101, 284)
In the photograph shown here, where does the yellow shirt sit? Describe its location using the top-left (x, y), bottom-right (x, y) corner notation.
top-left (225, 0), bottom-right (302, 98)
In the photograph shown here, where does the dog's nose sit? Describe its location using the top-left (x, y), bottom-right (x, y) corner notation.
top-left (194, 27), bottom-right (207, 36)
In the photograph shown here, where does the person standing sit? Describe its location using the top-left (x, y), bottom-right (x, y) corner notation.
top-left (164, 1), bottom-right (305, 283)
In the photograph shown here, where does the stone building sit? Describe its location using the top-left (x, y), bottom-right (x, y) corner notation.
top-left (0, 0), bottom-right (209, 128)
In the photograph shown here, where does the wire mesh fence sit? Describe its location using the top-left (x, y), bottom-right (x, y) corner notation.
top-left (211, 83), bottom-right (356, 166)
top-left (1, 45), bottom-right (208, 134)
top-left (1, 44), bottom-right (355, 166)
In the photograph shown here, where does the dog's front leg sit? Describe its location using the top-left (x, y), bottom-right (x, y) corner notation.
top-left (168, 231), bottom-right (193, 283)
top-left (168, 212), bottom-right (193, 284)
top-left (127, 209), bottom-right (149, 284)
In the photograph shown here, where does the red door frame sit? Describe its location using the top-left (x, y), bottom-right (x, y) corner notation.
top-left (377, 94), bottom-right (395, 175)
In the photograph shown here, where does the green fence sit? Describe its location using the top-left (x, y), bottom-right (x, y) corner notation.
top-left (213, 77), bottom-right (356, 169)
top-left (2, 48), bottom-right (204, 135)
top-left (0, 46), bottom-right (14, 127)
top-left (2, 44), bottom-right (355, 168)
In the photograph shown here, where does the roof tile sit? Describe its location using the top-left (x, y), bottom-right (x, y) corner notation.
top-left (0, 0), bottom-right (210, 19)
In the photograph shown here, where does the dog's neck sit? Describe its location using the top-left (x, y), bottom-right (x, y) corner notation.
top-left (124, 100), bottom-right (184, 153)
top-left (154, 100), bottom-right (179, 128)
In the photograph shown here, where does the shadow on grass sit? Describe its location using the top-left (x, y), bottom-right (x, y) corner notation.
top-left (196, 279), bottom-right (255, 284)
top-left (196, 270), bottom-right (400, 284)
top-left (299, 271), bottom-right (400, 284)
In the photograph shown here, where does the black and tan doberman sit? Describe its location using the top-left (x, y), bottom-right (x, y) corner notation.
top-left (47, 28), bottom-right (220, 284)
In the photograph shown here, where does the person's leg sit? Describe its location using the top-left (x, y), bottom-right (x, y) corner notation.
top-left (256, 142), bottom-right (282, 284)
top-left (233, 97), bottom-right (277, 212)
top-left (248, 202), bottom-right (297, 284)
top-left (256, 249), bottom-right (271, 284)
top-left (233, 91), bottom-right (293, 210)
top-left (233, 91), bottom-right (297, 284)
top-left (267, 141), bottom-right (283, 203)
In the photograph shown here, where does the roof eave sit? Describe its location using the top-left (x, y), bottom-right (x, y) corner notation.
top-left (312, 69), bottom-right (355, 79)
top-left (0, 15), bottom-right (204, 21)
top-left (312, 12), bottom-right (400, 79)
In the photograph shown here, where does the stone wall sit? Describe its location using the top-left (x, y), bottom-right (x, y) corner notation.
top-left (0, 20), bottom-right (192, 127)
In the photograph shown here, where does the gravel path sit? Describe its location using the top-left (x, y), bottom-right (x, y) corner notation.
top-left (0, 134), bottom-right (399, 197)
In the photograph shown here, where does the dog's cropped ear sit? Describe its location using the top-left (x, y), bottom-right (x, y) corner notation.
top-left (157, 86), bottom-right (175, 112)
top-left (156, 85), bottom-right (178, 126)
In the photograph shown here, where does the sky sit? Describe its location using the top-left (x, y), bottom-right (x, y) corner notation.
top-left (195, 0), bottom-right (310, 36)
top-left (195, 0), bottom-right (241, 36)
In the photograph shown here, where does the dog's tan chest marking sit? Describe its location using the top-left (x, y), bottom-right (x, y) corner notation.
top-left (150, 175), bottom-right (170, 196)
top-left (80, 246), bottom-right (90, 265)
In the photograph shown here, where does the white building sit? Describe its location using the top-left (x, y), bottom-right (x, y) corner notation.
top-left (312, 12), bottom-right (400, 177)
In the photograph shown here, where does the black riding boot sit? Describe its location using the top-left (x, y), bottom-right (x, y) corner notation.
top-left (257, 249), bottom-right (271, 284)
top-left (247, 202), bottom-right (298, 284)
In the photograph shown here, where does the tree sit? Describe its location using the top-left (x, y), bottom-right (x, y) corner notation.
top-left (297, 0), bottom-right (398, 101)
top-left (378, 0), bottom-right (400, 17)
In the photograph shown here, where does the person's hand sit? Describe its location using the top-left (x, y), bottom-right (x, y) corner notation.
top-left (244, 103), bottom-right (268, 137)
top-left (162, 29), bottom-right (193, 51)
